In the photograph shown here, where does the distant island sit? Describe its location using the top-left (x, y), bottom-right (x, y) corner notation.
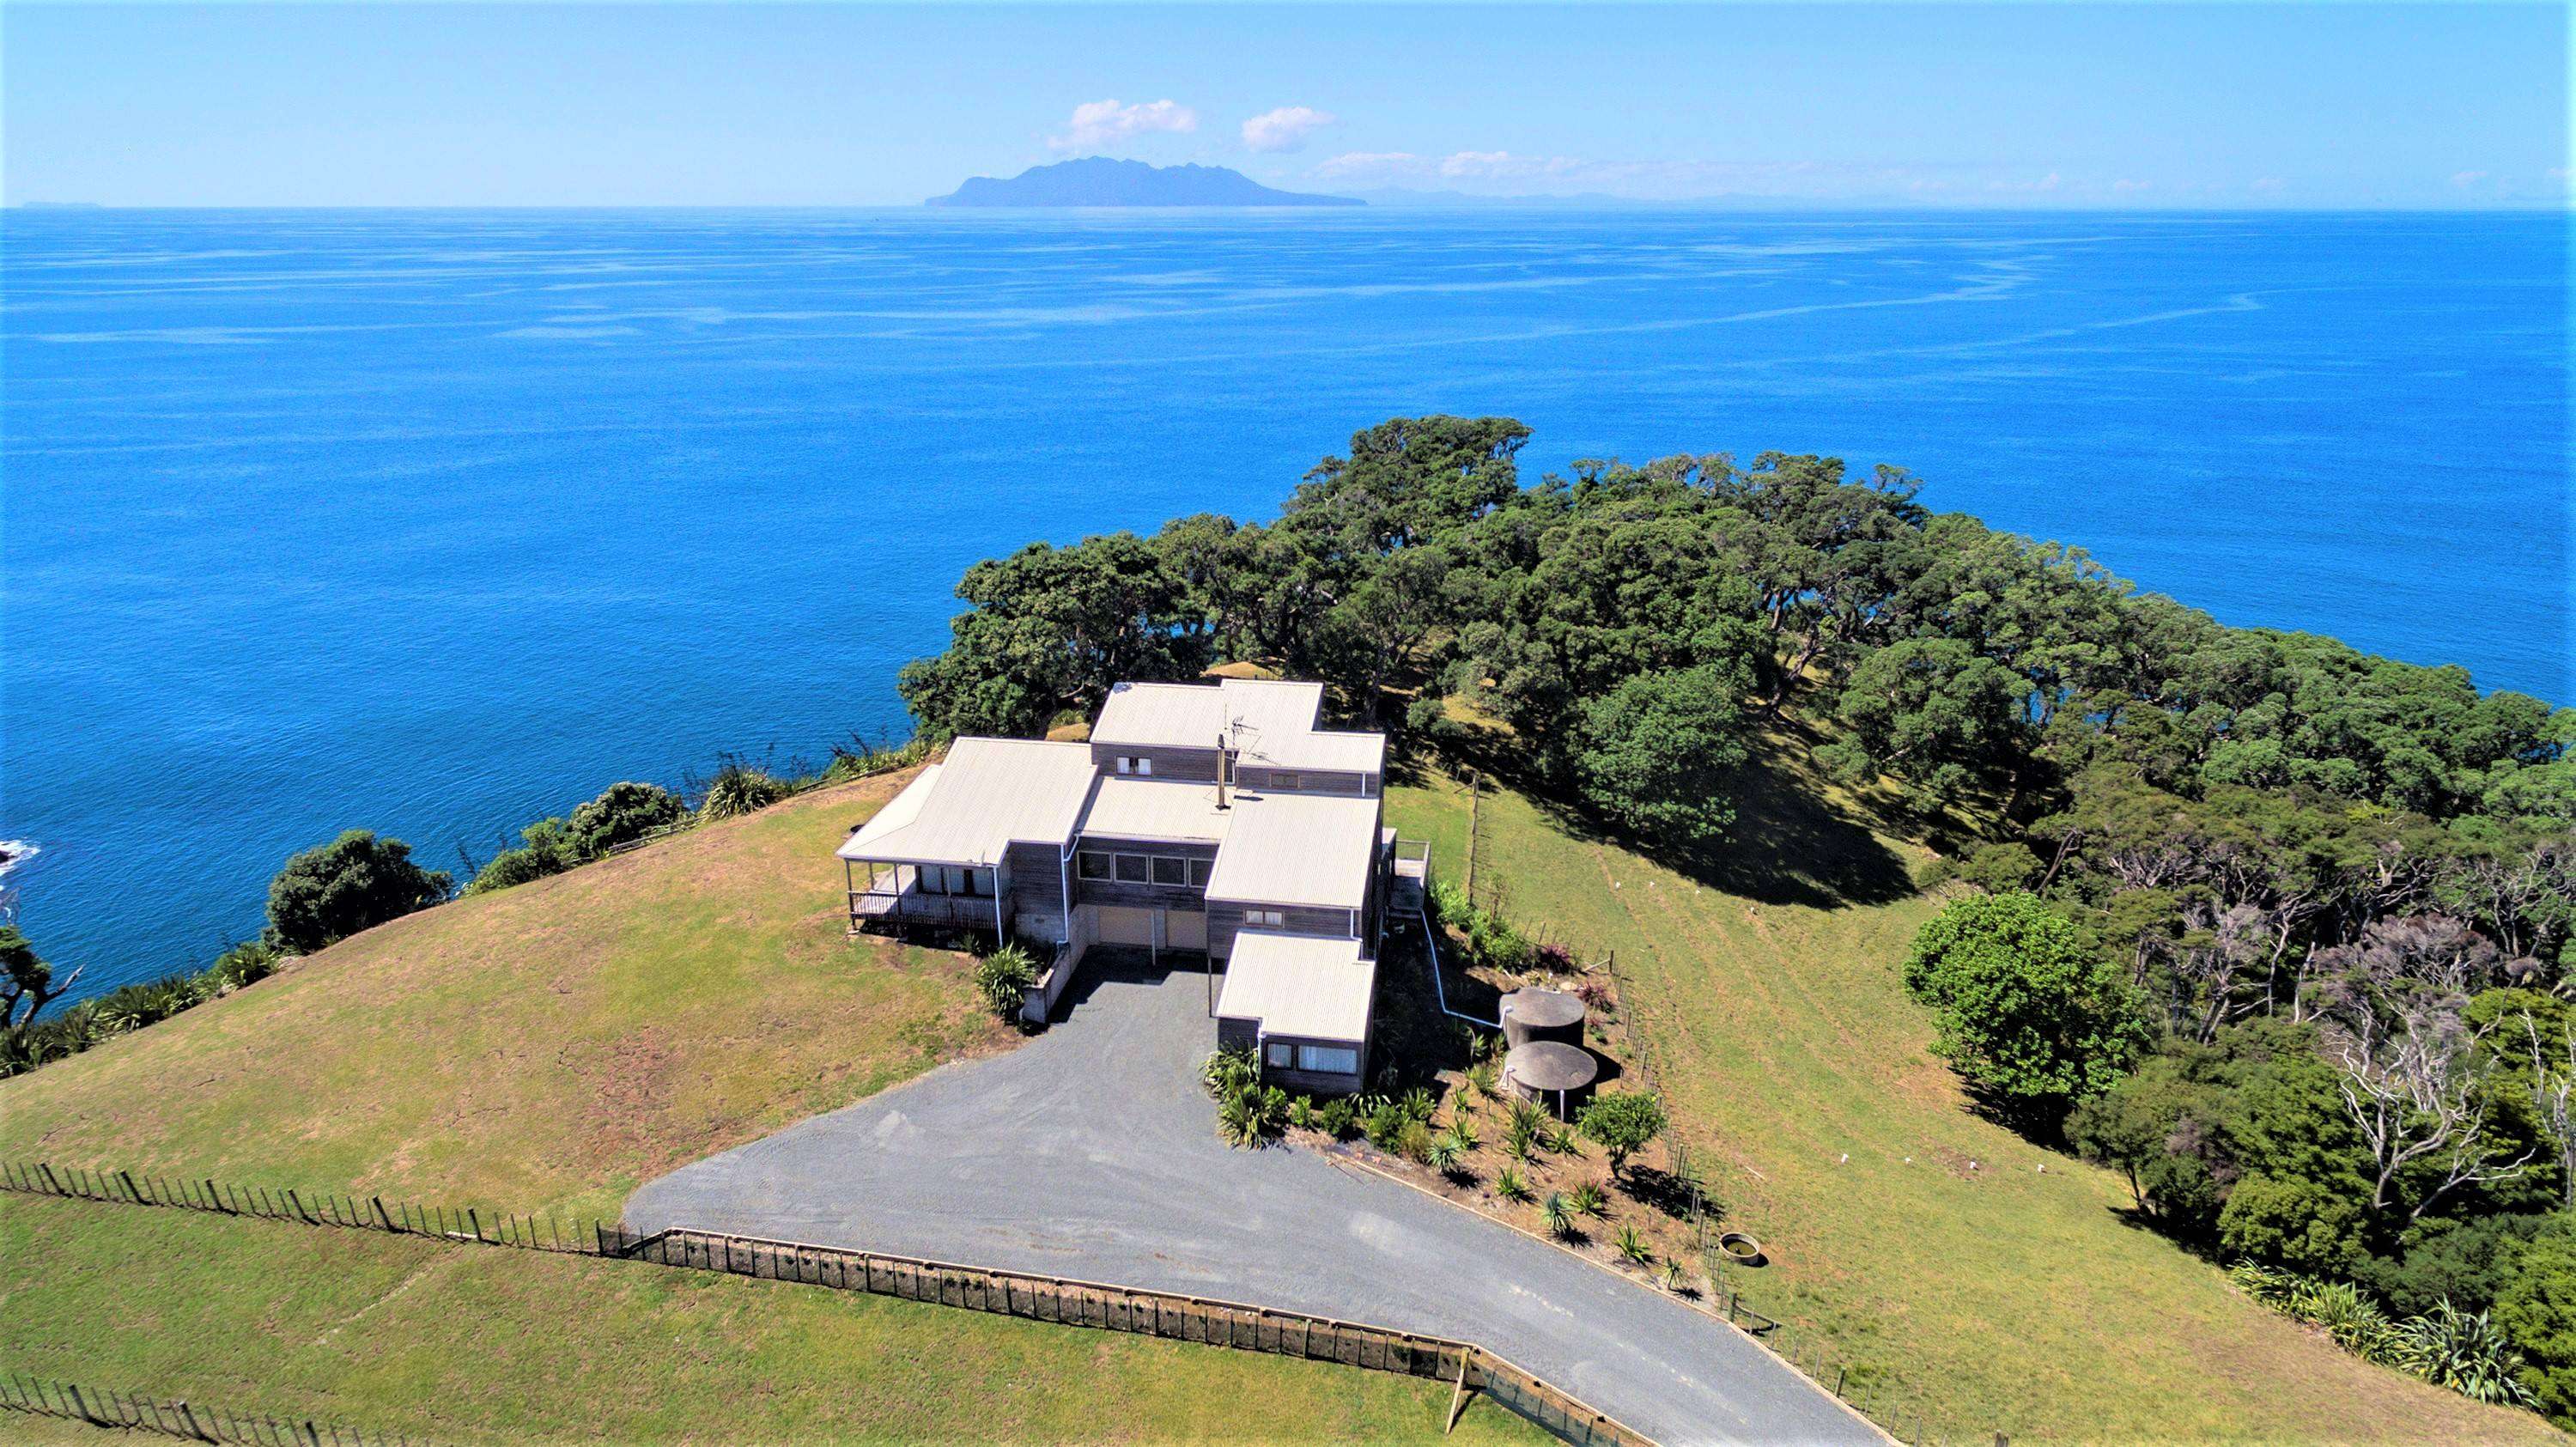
top-left (927, 158), bottom-right (1363, 209)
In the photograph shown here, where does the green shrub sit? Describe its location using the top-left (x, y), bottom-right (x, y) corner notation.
top-left (698, 763), bottom-right (789, 821)
top-left (2389, 1303), bottom-right (2531, 1406)
top-left (265, 830), bottom-right (452, 954)
top-left (1570, 1181), bottom-right (1607, 1218)
top-left (1396, 1120), bottom-right (1437, 1164)
top-left (1287, 1096), bottom-right (1317, 1131)
top-left (1218, 1083), bottom-right (1289, 1148)
top-left (1495, 1167), bottom-right (1532, 1202)
top-left (1541, 1193), bottom-right (1575, 1237)
top-left (1315, 1097), bottom-right (1357, 1140)
top-left (1445, 1116), bottom-right (1480, 1152)
top-left (566, 781), bottom-right (685, 858)
top-left (1364, 1099), bottom-right (1411, 1151)
top-left (1467, 1059), bottom-right (1501, 1099)
top-left (208, 940), bottom-right (280, 990)
top-left (1615, 1225), bottom-right (1653, 1264)
top-left (1426, 1133), bottom-right (1465, 1178)
top-left (974, 944), bottom-right (1040, 1018)
top-left (1400, 1086), bottom-right (1438, 1124)
top-left (1202, 1043), bottom-right (1261, 1100)
top-left (1577, 1092), bottom-right (1668, 1180)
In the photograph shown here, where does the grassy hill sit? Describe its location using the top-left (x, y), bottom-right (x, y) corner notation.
top-left (1385, 719), bottom-right (2560, 1444)
top-left (0, 773), bottom-right (1539, 1444)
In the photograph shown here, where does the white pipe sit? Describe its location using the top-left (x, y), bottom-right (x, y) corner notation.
top-left (1412, 903), bottom-right (1499, 1029)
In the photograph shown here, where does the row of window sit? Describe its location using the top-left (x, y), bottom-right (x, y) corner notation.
top-left (1108, 752), bottom-right (1367, 797)
top-left (1265, 1042), bottom-right (1360, 1075)
top-left (1077, 850), bottom-right (1212, 888)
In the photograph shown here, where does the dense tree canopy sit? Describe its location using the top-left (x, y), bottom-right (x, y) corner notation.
top-left (1905, 891), bottom-right (2154, 1127)
top-left (893, 414), bottom-right (2575, 1423)
top-left (264, 830), bottom-right (452, 954)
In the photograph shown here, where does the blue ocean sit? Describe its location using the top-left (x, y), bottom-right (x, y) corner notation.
top-left (3, 209), bottom-right (2566, 1004)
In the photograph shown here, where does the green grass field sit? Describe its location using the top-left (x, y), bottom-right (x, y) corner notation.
top-left (0, 1193), bottom-right (1534, 1444)
top-left (0, 773), bottom-right (1543, 1444)
top-left (1387, 719), bottom-right (2561, 1445)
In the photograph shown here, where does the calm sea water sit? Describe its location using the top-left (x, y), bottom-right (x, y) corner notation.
top-left (3, 209), bottom-right (2566, 1004)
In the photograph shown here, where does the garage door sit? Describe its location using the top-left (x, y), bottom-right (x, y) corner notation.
top-left (1166, 909), bottom-right (1208, 951)
top-left (1096, 906), bottom-right (1155, 947)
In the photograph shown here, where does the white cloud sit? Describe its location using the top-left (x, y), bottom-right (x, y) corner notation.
top-left (2249, 176), bottom-right (2285, 194)
top-left (2112, 179), bottom-right (2153, 194)
top-left (1242, 106), bottom-right (1336, 154)
top-left (2451, 169), bottom-right (2489, 189)
top-left (1049, 99), bottom-right (1199, 153)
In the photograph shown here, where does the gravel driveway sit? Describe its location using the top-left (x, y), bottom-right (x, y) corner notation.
top-left (626, 953), bottom-right (1874, 1446)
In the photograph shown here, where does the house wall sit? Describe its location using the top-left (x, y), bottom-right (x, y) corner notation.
top-left (1005, 841), bottom-right (1069, 942)
top-left (1088, 743), bottom-right (1221, 781)
top-left (1072, 839), bottom-right (1219, 914)
top-left (1206, 903), bottom-right (1358, 963)
top-left (1235, 767), bottom-right (1376, 799)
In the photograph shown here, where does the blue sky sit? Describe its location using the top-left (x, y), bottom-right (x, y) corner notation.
top-left (6, 3), bottom-right (2566, 208)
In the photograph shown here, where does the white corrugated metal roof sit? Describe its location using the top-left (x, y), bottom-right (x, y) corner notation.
top-left (1080, 777), bottom-right (1229, 842)
top-left (1091, 678), bottom-right (1386, 775)
top-left (835, 739), bottom-right (1096, 866)
top-left (1203, 788), bottom-right (1381, 910)
top-left (1091, 682), bottom-right (1231, 751)
top-left (1215, 932), bottom-right (1376, 1042)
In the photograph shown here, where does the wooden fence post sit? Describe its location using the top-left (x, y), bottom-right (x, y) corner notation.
top-left (1444, 1346), bottom-right (1474, 1434)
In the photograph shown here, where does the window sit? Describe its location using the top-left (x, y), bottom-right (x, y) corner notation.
top-left (921, 866), bottom-right (989, 897)
top-left (1187, 858), bottom-right (1213, 887)
top-left (1297, 1044), bottom-right (1359, 1075)
top-left (1264, 1042), bottom-right (1295, 1069)
top-left (1077, 852), bottom-right (1110, 881)
top-left (1269, 771), bottom-right (1302, 792)
top-left (1115, 756), bottom-right (1152, 776)
top-left (1244, 909), bottom-right (1285, 929)
top-left (1115, 854), bottom-right (1151, 885)
top-left (1151, 856), bottom-right (1188, 887)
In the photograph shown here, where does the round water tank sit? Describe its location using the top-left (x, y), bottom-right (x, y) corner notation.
top-left (1502, 987), bottom-right (1587, 1050)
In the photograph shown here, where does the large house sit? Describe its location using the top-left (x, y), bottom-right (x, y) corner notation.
top-left (837, 678), bottom-right (1429, 1092)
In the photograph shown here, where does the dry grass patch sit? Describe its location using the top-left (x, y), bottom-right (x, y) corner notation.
top-left (0, 769), bottom-right (1000, 1217)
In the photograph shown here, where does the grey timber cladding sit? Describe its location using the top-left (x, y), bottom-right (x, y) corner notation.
top-left (1088, 743), bottom-right (1221, 782)
top-left (1073, 838), bottom-right (1218, 911)
top-left (1234, 766), bottom-right (1376, 798)
top-left (1004, 841), bottom-right (1067, 915)
top-left (1207, 903), bottom-right (1357, 962)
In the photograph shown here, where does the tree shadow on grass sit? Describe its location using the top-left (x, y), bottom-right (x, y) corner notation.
top-left (1622, 1163), bottom-right (1728, 1225)
top-left (1439, 708), bottom-right (1917, 911)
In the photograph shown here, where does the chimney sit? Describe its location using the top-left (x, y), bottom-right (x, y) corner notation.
top-left (1215, 733), bottom-right (1231, 809)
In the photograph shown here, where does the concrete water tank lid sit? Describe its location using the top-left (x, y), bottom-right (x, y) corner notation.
top-left (1503, 988), bottom-right (1586, 1029)
top-left (1504, 1040), bottom-right (1599, 1092)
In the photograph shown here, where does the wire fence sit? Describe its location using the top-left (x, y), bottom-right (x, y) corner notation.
top-left (1, 1161), bottom-right (1645, 1447)
top-left (0, 1372), bottom-right (404, 1447)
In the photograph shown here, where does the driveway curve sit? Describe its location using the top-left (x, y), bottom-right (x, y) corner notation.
top-left (627, 954), bottom-right (1874, 1446)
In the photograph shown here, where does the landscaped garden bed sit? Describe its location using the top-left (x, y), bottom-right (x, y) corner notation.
top-left (1251, 897), bottom-right (1750, 1307)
